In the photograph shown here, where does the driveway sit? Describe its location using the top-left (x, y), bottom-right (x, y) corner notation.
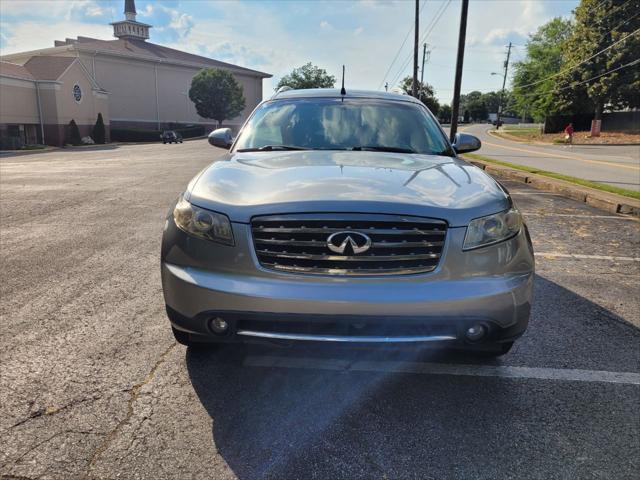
top-left (1, 140), bottom-right (639, 479)
top-left (460, 123), bottom-right (640, 191)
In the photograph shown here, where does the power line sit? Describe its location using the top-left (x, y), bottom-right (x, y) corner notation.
top-left (378, 0), bottom-right (427, 89)
top-left (391, 0), bottom-right (452, 86)
top-left (388, 0), bottom-right (452, 88)
top-left (505, 58), bottom-right (639, 108)
top-left (514, 26), bottom-right (640, 90)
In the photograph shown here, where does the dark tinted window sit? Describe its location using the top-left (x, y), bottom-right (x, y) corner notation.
top-left (234, 98), bottom-right (451, 155)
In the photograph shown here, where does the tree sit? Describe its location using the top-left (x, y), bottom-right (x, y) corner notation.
top-left (439, 104), bottom-right (452, 123)
top-left (189, 68), bottom-right (245, 127)
top-left (66, 119), bottom-right (81, 145)
top-left (461, 91), bottom-right (489, 121)
top-left (399, 76), bottom-right (440, 115)
top-left (511, 17), bottom-right (574, 121)
top-left (92, 112), bottom-right (106, 144)
top-left (276, 63), bottom-right (335, 90)
top-left (555, 0), bottom-right (640, 120)
top-left (480, 91), bottom-right (502, 115)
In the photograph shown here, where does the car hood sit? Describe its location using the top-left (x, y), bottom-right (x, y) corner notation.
top-left (187, 151), bottom-right (510, 226)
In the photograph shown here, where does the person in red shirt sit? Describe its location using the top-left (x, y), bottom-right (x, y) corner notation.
top-left (564, 123), bottom-right (574, 146)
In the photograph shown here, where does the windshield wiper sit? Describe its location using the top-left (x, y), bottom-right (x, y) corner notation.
top-left (351, 146), bottom-right (417, 154)
top-left (237, 145), bottom-right (309, 152)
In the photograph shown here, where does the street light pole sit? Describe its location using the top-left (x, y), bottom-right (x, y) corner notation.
top-left (496, 41), bottom-right (512, 130)
top-left (412, 0), bottom-right (419, 97)
top-left (449, 0), bottom-right (469, 143)
top-left (420, 43), bottom-right (429, 86)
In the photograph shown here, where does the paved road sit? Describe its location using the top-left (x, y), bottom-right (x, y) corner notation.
top-left (459, 124), bottom-right (640, 191)
top-left (1, 141), bottom-right (639, 479)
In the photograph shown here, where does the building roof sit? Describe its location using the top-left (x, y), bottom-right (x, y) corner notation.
top-left (271, 88), bottom-right (421, 104)
top-left (56, 36), bottom-right (271, 78)
top-left (23, 56), bottom-right (76, 81)
top-left (0, 61), bottom-right (35, 81)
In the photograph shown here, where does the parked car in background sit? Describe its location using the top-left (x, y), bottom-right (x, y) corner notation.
top-left (161, 89), bottom-right (534, 356)
top-left (161, 130), bottom-right (183, 144)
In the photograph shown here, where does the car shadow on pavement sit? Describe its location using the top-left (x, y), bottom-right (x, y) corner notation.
top-left (185, 275), bottom-right (639, 479)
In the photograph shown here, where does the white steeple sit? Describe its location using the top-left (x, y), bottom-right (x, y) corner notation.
top-left (111, 0), bottom-right (151, 41)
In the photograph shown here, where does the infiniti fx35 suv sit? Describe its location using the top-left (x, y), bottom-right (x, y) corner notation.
top-left (161, 89), bottom-right (534, 356)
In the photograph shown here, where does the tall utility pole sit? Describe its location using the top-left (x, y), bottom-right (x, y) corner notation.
top-left (412, 0), bottom-right (419, 97)
top-left (449, 0), bottom-right (469, 142)
top-left (420, 43), bottom-right (430, 86)
top-left (495, 42), bottom-right (512, 130)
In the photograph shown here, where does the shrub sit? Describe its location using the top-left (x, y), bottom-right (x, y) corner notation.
top-left (110, 125), bottom-right (206, 143)
top-left (66, 119), bottom-right (82, 145)
top-left (175, 126), bottom-right (205, 138)
top-left (110, 128), bottom-right (160, 142)
top-left (93, 113), bottom-right (106, 144)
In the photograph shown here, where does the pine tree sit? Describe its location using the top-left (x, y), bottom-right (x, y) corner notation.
top-left (67, 119), bottom-right (81, 145)
top-left (93, 113), bottom-right (106, 144)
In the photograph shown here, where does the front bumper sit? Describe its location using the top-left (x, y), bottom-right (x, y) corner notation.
top-left (161, 219), bottom-right (534, 346)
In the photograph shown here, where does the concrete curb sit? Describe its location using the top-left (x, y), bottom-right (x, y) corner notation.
top-left (489, 129), bottom-right (640, 147)
top-left (463, 156), bottom-right (640, 217)
top-left (0, 136), bottom-right (208, 157)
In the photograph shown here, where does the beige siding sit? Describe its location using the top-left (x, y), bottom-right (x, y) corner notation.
top-left (0, 77), bottom-right (39, 124)
top-left (156, 63), bottom-right (200, 124)
top-left (81, 52), bottom-right (264, 127)
top-left (55, 61), bottom-right (109, 126)
top-left (235, 73), bottom-right (263, 123)
top-left (92, 55), bottom-right (157, 122)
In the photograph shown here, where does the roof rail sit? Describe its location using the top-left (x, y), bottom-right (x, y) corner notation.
top-left (272, 85), bottom-right (293, 98)
top-left (389, 87), bottom-right (408, 95)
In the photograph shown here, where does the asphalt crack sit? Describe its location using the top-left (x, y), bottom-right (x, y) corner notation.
top-left (9, 395), bottom-right (101, 430)
top-left (2, 430), bottom-right (103, 477)
top-left (83, 342), bottom-right (176, 478)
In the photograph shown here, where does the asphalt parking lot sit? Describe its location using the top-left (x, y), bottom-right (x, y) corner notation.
top-left (1, 140), bottom-right (639, 479)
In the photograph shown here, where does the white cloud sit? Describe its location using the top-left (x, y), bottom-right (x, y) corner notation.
top-left (0, 0), bottom-right (112, 21)
top-left (0, 0), bottom-right (574, 102)
top-left (0, 21), bottom-right (112, 56)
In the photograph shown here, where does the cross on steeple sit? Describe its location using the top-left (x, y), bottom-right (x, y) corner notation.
top-left (111, 0), bottom-right (151, 41)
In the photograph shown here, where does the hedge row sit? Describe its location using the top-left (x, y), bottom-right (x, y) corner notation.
top-left (110, 125), bottom-right (206, 142)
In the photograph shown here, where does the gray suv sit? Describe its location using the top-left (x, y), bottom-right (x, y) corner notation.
top-left (161, 89), bottom-right (534, 356)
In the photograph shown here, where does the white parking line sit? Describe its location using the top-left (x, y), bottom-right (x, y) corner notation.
top-left (535, 252), bottom-right (640, 262)
top-left (523, 213), bottom-right (638, 220)
top-left (244, 356), bottom-right (640, 385)
top-left (510, 192), bottom-right (561, 195)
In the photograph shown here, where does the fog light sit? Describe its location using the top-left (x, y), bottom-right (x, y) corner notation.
top-left (210, 317), bottom-right (228, 334)
top-left (465, 324), bottom-right (487, 342)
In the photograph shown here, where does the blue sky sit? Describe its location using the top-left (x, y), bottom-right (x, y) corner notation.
top-left (0, 0), bottom-right (579, 103)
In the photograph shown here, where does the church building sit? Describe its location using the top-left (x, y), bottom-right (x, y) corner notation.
top-left (0, 0), bottom-right (271, 147)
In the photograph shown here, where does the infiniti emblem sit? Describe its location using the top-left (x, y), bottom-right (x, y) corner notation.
top-left (326, 231), bottom-right (372, 255)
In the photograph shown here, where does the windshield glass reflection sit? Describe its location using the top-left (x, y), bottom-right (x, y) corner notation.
top-left (234, 98), bottom-right (452, 156)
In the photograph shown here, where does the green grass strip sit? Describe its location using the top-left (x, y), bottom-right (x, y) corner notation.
top-left (463, 152), bottom-right (640, 201)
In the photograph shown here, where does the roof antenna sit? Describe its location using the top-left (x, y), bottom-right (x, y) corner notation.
top-left (340, 65), bottom-right (346, 95)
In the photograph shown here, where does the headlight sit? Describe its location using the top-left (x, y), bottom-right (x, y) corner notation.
top-left (173, 195), bottom-right (234, 245)
top-left (463, 208), bottom-right (522, 250)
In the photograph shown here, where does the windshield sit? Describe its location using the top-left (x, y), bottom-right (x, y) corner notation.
top-left (233, 98), bottom-right (452, 155)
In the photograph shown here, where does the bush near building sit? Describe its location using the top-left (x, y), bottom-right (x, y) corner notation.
top-left (93, 113), bottom-right (106, 144)
top-left (66, 119), bottom-right (82, 146)
top-left (110, 125), bottom-right (205, 142)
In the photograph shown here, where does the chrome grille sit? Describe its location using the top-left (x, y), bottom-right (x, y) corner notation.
top-left (251, 214), bottom-right (447, 275)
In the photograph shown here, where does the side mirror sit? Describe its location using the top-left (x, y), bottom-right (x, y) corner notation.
top-left (452, 133), bottom-right (481, 154)
top-left (208, 128), bottom-right (233, 149)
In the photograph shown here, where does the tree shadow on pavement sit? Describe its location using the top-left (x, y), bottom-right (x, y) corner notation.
top-left (185, 275), bottom-right (639, 479)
